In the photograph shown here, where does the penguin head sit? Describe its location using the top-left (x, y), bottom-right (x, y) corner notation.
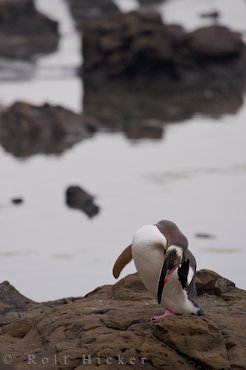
top-left (164, 245), bottom-right (184, 271)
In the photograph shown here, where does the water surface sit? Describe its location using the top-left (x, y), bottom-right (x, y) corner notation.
top-left (0, 0), bottom-right (245, 301)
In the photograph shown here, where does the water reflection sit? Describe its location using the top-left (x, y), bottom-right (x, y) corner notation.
top-left (0, 0), bottom-right (246, 301)
top-left (83, 81), bottom-right (244, 139)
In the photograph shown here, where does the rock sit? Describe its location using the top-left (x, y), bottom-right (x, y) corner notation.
top-left (81, 12), bottom-right (246, 132)
top-left (194, 232), bottom-right (215, 239)
top-left (138, 0), bottom-right (166, 6)
top-left (65, 186), bottom-right (100, 218)
top-left (188, 26), bottom-right (244, 59)
top-left (11, 198), bottom-right (24, 205)
top-left (66, 0), bottom-right (120, 27)
top-left (196, 269), bottom-right (236, 296)
top-left (0, 281), bottom-right (34, 314)
top-left (82, 12), bottom-right (246, 82)
top-left (153, 317), bottom-right (230, 369)
top-left (139, 0), bottom-right (164, 3)
top-left (0, 102), bottom-right (94, 157)
top-left (0, 271), bottom-right (245, 370)
top-left (200, 10), bottom-right (220, 20)
top-left (0, 0), bottom-right (59, 59)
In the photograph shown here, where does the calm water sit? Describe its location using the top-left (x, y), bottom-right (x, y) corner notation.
top-left (0, 0), bottom-right (246, 301)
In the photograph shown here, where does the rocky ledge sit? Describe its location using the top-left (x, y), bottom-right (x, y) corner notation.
top-left (0, 0), bottom-right (59, 59)
top-left (0, 102), bottom-right (97, 157)
top-left (0, 270), bottom-right (245, 370)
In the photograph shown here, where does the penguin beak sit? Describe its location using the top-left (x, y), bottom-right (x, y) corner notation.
top-left (157, 258), bottom-right (178, 304)
top-left (157, 258), bottom-right (169, 304)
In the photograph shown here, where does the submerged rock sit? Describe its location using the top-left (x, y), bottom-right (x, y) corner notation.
top-left (0, 271), bottom-right (245, 369)
top-left (0, 102), bottom-right (94, 157)
top-left (66, 0), bottom-right (120, 27)
top-left (66, 185), bottom-right (100, 218)
top-left (138, 0), bottom-right (166, 6)
top-left (0, 0), bottom-right (59, 59)
top-left (11, 198), bottom-right (24, 206)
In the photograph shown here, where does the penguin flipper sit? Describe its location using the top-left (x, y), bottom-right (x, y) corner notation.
top-left (113, 244), bottom-right (132, 279)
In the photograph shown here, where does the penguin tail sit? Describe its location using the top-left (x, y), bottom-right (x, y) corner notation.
top-left (112, 244), bottom-right (132, 279)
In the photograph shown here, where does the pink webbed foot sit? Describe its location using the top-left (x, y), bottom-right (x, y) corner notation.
top-left (151, 309), bottom-right (176, 321)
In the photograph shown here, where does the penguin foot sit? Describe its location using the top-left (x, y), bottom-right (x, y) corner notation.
top-left (151, 309), bottom-right (176, 321)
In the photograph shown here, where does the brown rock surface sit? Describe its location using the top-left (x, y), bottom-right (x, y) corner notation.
top-left (0, 0), bottom-right (59, 59)
top-left (0, 270), bottom-right (245, 370)
top-left (0, 102), bottom-right (95, 157)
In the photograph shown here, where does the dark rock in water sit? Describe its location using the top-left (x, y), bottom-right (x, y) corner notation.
top-left (200, 10), bottom-right (220, 20)
top-left (195, 232), bottom-right (215, 239)
top-left (0, 271), bottom-right (245, 369)
top-left (188, 26), bottom-right (244, 59)
top-left (81, 12), bottom-right (246, 132)
top-left (138, 0), bottom-right (166, 6)
top-left (139, 0), bottom-right (165, 3)
top-left (11, 198), bottom-right (24, 205)
top-left (0, 0), bottom-right (59, 59)
top-left (66, 0), bottom-right (120, 27)
top-left (0, 102), bottom-right (94, 157)
top-left (66, 185), bottom-right (100, 218)
top-left (82, 12), bottom-right (246, 84)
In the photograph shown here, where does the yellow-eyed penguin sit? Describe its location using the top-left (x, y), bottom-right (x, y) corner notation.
top-left (113, 220), bottom-right (203, 319)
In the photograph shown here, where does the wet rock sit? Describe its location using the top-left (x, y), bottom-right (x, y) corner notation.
top-left (11, 198), bottom-right (24, 205)
top-left (81, 12), bottom-right (246, 132)
top-left (195, 232), bottom-right (215, 239)
top-left (138, 0), bottom-right (166, 7)
top-left (65, 186), bottom-right (100, 218)
top-left (200, 10), bottom-right (220, 20)
top-left (82, 12), bottom-right (246, 83)
top-left (0, 102), bottom-right (94, 157)
top-left (139, 0), bottom-right (165, 3)
top-left (188, 26), bottom-right (244, 59)
top-left (66, 0), bottom-right (120, 27)
top-left (0, 271), bottom-right (245, 370)
top-left (0, 0), bottom-right (59, 59)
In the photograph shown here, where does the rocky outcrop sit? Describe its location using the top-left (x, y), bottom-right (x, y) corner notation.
top-left (0, 0), bottom-right (59, 59)
top-left (0, 270), bottom-right (245, 370)
top-left (0, 102), bottom-right (95, 157)
top-left (81, 11), bottom-right (246, 134)
top-left (82, 11), bottom-right (246, 84)
top-left (66, 0), bottom-right (120, 27)
top-left (66, 185), bottom-right (100, 218)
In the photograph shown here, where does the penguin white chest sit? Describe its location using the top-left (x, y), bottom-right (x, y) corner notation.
top-left (131, 224), bottom-right (167, 298)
